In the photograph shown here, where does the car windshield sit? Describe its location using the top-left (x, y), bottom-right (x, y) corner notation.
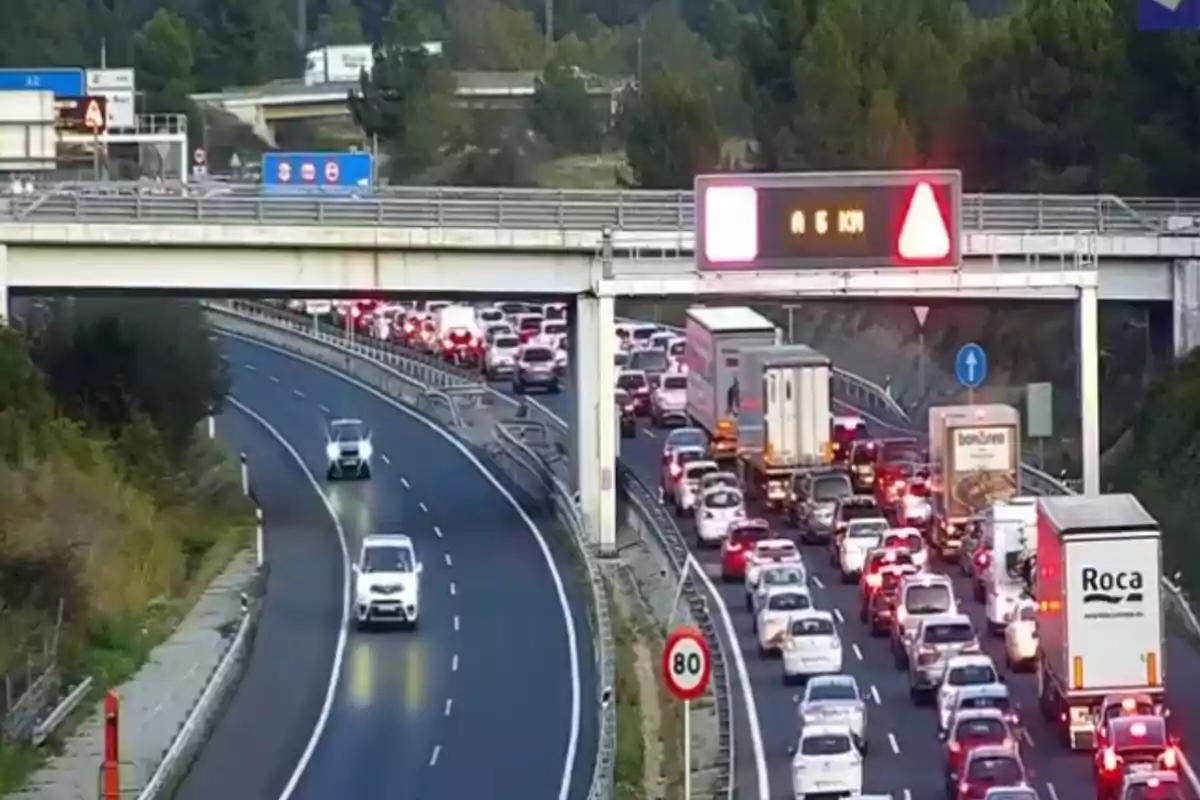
top-left (949, 664), bottom-right (998, 686)
top-left (362, 545), bottom-right (413, 573)
top-left (618, 373), bottom-right (648, 390)
top-left (924, 622), bottom-right (976, 644)
top-left (522, 348), bottom-right (554, 363)
top-left (331, 422), bottom-right (365, 441)
top-left (632, 327), bottom-right (656, 342)
top-left (668, 340), bottom-right (685, 356)
top-left (905, 584), bottom-right (953, 614)
top-left (960, 694), bottom-right (1010, 713)
top-left (841, 502), bottom-right (881, 521)
top-left (662, 375), bottom-right (688, 390)
top-left (833, 420), bottom-right (867, 445)
top-left (631, 350), bottom-right (669, 372)
top-left (545, 305), bottom-right (566, 320)
top-left (667, 430), bottom-right (707, 449)
top-left (848, 521), bottom-right (888, 538)
top-left (965, 754), bottom-right (1023, 784)
top-left (868, 551), bottom-right (913, 572)
top-left (1113, 720), bottom-right (1168, 750)
top-left (790, 617), bottom-right (835, 636)
top-left (1125, 783), bottom-right (1184, 800)
top-left (800, 734), bottom-right (852, 756)
top-left (519, 316), bottom-right (543, 331)
top-left (762, 567), bottom-right (804, 586)
top-left (812, 475), bottom-right (853, 501)
top-left (809, 682), bottom-right (858, 702)
top-left (703, 474), bottom-right (738, 490)
top-left (494, 336), bottom-right (520, 349)
top-left (704, 490), bottom-right (742, 509)
top-left (769, 592), bottom-right (811, 611)
top-left (615, 390), bottom-right (630, 404)
top-left (479, 309), bottom-right (503, 322)
top-left (882, 441), bottom-right (921, 464)
top-left (685, 464), bottom-right (717, 481)
top-left (885, 532), bottom-right (924, 551)
top-left (730, 524), bottom-right (771, 545)
top-left (614, 352), bottom-right (629, 367)
top-left (955, 718), bottom-right (1007, 742)
top-left (544, 322), bottom-right (567, 335)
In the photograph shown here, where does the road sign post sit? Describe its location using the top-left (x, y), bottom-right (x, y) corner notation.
top-left (662, 626), bottom-right (711, 800)
top-left (1026, 381), bottom-right (1053, 469)
top-left (913, 306), bottom-right (930, 400)
top-left (955, 343), bottom-right (987, 404)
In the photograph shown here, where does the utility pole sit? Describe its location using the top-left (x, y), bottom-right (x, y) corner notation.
top-left (296, 0), bottom-right (308, 52)
top-left (544, 0), bottom-right (554, 57)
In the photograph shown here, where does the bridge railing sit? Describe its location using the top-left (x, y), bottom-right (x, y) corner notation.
top-left (0, 186), bottom-right (1180, 233)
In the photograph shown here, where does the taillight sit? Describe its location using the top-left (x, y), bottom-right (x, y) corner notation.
top-left (669, 464), bottom-right (682, 479)
top-left (975, 552), bottom-right (990, 568)
top-left (866, 574), bottom-right (882, 588)
top-left (1102, 747), bottom-right (1118, 772)
top-left (1162, 746), bottom-right (1179, 769)
top-left (948, 741), bottom-right (961, 753)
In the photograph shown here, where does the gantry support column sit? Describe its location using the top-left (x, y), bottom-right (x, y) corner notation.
top-left (573, 292), bottom-right (617, 554)
top-left (1172, 259), bottom-right (1200, 356)
top-left (1078, 282), bottom-right (1101, 495)
top-left (0, 245), bottom-right (9, 325)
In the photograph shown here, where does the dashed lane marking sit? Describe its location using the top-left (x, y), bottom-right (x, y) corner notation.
top-left (318, 403), bottom-right (329, 413)
top-left (1045, 783), bottom-right (1059, 800)
top-left (380, 453), bottom-right (391, 465)
top-left (451, 653), bottom-right (459, 672)
top-left (810, 574), bottom-right (825, 589)
top-left (642, 428), bottom-right (655, 438)
top-left (453, 615), bottom-right (460, 631)
top-left (851, 643), bottom-right (863, 661)
top-left (903, 791), bottom-right (913, 800)
top-left (293, 389), bottom-right (304, 398)
top-left (434, 526), bottom-right (443, 539)
top-left (269, 375), bottom-right (280, 384)
top-left (1022, 727), bottom-right (1034, 747)
top-left (887, 732), bottom-right (900, 754)
top-left (449, 582), bottom-right (456, 596)
top-left (869, 685), bottom-right (881, 705)
top-left (444, 553), bottom-right (453, 567)
top-left (401, 476), bottom-right (411, 489)
top-left (832, 607), bottom-right (844, 624)
top-left (429, 745), bottom-right (441, 767)
top-left (243, 363), bottom-right (256, 371)
top-left (419, 501), bottom-right (428, 513)
top-left (445, 698), bottom-right (453, 716)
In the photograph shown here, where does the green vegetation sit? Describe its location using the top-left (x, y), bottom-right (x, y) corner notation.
top-left (0, 299), bottom-right (253, 791)
top-left (611, 597), bottom-right (646, 800)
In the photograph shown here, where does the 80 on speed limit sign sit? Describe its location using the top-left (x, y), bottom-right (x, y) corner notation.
top-left (661, 626), bottom-right (711, 701)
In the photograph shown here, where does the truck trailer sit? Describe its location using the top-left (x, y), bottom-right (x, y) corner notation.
top-left (735, 345), bottom-right (832, 509)
top-left (683, 307), bottom-right (778, 461)
top-left (929, 404), bottom-right (1021, 557)
top-left (1035, 494), bottom-right (1164, 749)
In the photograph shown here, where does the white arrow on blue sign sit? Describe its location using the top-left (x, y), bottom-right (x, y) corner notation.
top-left (955, 343), bottom-right (987, 389)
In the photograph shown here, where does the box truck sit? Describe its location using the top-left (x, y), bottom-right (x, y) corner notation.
top-left (735, 345), bottom-right (832, 508)
top-left (684, 307), bottom-right (778, 461)
top-left (1035, 494), bottom-right (1164, 749)
top-left (929, 404), bottom-right (1021, 557)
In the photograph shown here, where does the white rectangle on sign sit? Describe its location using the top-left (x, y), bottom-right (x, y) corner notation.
top-left (952, 426), bottom-right (1012, 471)
top-left (1026, 382), bottom-right (1053, 438)
top-left (86, 68), bottom-right (135, 92)
top-left (100, 92), bottom-right (134, 128)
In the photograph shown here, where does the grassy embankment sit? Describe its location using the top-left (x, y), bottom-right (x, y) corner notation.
top-left (0, 326), bottom-right (254, 790)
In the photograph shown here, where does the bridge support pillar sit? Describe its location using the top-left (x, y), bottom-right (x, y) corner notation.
top-left (1172, 260), bottom-right (1200, 356)
top-left (573, 292), bottom-right (616, 554)
top-left (1079, 283), bottom-right (1100, 495)
top-left (0, 244), bottom-right (8, 325)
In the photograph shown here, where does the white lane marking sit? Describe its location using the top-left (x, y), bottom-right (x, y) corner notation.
top-left (318, 403), bottom-right (329, 413)
top-left (810, 574), bottom-right (824, 589)
top-left (419, 501), bottom-right (429, 513)
top-left (832, 607), bottom-right (844, 624)
top-left (641, 428), bottom-right (655, 438)
top-left (869, 685), bottom-right (881, 705)
top-left (401, 476), bottom-right (411, 489)
top-left (851, 643), bottom-right (863, 661)
top-left (444, 553), bottom-right (453, 567)
top-left (230, 398), bottom-right (350, 800)
top-left (293, 388), bottom-right (305, 399)
top-left (226, 333), bottom-right (594, 800)
top-left (445, 698), bottom-right (453, 716)
top-left (1045, 783), bottom-right (1059, 800)
top-left (243, 363), bottom-right (256, 371)
top-left (903, 790), bottom-right (912, 800)
top-left (454, 615), bottom-right (460, 631)
top-left (887, 732), bottom-right (900, 754)
top-left (451, 653), bottom-right (459, 672)
top-left (449, 581), bottom-right (456, 596)
top-left (429, 745), bottom-right (441, 767)
top-left (1021, 727), bottom-right (1034, 747)
top-left (434, 525), bottom-right (443, 538)
top-left (1182, 752), bottom-right (1200, 796)
top-left (380, 453), bottom-right (391, 465)
top-left (269, 375), bottom-right (280, 384)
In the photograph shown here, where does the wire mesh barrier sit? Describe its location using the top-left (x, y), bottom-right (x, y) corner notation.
top-left (202, 300), bottom-right (624, 800)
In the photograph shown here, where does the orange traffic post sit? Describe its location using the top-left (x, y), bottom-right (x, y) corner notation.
top-left (102, 690), bottom-right (119, 800)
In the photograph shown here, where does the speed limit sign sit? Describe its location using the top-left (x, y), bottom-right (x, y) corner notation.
top-left (661, 626), bottom-right (711, 701)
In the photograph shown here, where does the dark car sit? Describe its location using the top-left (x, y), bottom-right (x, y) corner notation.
top-left (617, 389), bottom-right (637, 438)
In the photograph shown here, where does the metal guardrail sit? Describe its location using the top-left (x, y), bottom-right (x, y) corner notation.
top-left (204, 299), bottom-right (621, 800)
top-left (0, 186), bottom-right (1178, 234)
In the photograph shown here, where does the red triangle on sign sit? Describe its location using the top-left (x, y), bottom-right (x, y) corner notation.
top-left (897, 182), bottom-right (951, 261)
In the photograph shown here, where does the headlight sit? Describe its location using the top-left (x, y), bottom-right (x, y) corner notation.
top-left (326, 442), bottom-right (339, 460)
top-left (360, 440), bottom-right (373, 459)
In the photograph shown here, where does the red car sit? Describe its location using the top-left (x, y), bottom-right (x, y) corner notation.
top-left (952, 744), bottom-right (1028, 799)
top-left (868, 584), bottom-right (900, 636)
top-left (942, 709), bottom-right (1017, 790)
top-left (830, 415), bottom-right (867, 464)
top-left (440, 326), bottom-right (483, 365)
top-left (857, 549), bottom-right (915, 621)
top-left (1094, 716), bottom-right (1179, 800)
top-left (719, 519), bottom-right (772, 581)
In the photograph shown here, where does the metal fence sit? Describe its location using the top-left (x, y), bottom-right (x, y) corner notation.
top-left (0, 185), bottom-right (1188, 234)
top-left (203, 300), bottom-right (622, 800)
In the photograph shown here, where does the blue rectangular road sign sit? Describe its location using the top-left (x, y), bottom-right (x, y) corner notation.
top-left (1138, 0), bottom-right (1199, 29)
top-left (0, 68), bottom-right (85, 96)
top-left (262, 152), bottom-right (373, 192)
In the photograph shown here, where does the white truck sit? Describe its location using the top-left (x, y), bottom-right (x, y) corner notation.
top-left (303, 42), bottom-right (444, 85)
top-left (683, 306), bottom-right (778, 462)
top-left (735, 345), bottom-right (832, 509)
top-left (1035, 494), bottom-right (1164, 749)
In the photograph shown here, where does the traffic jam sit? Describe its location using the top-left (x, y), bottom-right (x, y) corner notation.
top-left (285, 298), bottom-right (1185, 800)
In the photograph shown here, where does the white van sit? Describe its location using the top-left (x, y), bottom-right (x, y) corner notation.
top-left (977, 497), bottom-right (1037, 635)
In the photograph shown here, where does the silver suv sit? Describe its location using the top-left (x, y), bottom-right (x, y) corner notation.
top-left (897, 612), bottom-right (979, 704)
top-left (512, 344), bottom-right (560, 394)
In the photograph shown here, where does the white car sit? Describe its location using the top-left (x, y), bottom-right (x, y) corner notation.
top-left (798, 675), bottom-right (869, 753)
top-left (538, 319), bottom-right (568, 349)
top-left (650, 372), bottom-right (689, 426)
top-left (699, 471), bottom-right (739, 495)
top-left (881, 527), bottom-right (928, 570)
top-left (484, 333), bottom-right (521, 379)
top-left (748, 563), bottom-right (808, 614)
top-left (744, 538), bottom-right (802, 591)
top-left (629, 323), bottom-right (658, 349)
top-left (985, 579), bottom-right (1028, 636)
top-left (754, 585), bottom-right (814, 655)
top-left (476, 306), bottom-right (506, 328)
top-left (899, 491), bottom-right (932, 528)
top-left (1120, 771), bottom-right (1181, 800)
top-left (695, 486), bottom-right (745, 545)
top-left (937, 654), bottom-right (1003, 732)
top-left (782, 610), bottom-right (843, 683)
top-left (1003, 599), bottom-right (1038, 671)
top-left (325, 418), bottom-right (373, 480)
top-left (837, 517), bottom-right (888, 580)
top-left (790, 723), bottom-right (863, 799)
top-left (554, 345), bottom-right (568, 373)
top-left (672, 459), bottom-right (719, 515)
top-left (351, 534), bottom-right (423, 630)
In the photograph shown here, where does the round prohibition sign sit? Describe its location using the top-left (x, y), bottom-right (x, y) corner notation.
top-left (661, 626), bottom-right (711, 701)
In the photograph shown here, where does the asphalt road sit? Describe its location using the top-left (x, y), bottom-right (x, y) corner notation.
top-left (191, 336), bottom-right (591, 800)
top-left (537, 380), bottom-right (1200, 800)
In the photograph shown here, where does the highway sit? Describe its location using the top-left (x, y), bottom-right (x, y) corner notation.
top-left (191, 335), bottom-right (593, 800)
